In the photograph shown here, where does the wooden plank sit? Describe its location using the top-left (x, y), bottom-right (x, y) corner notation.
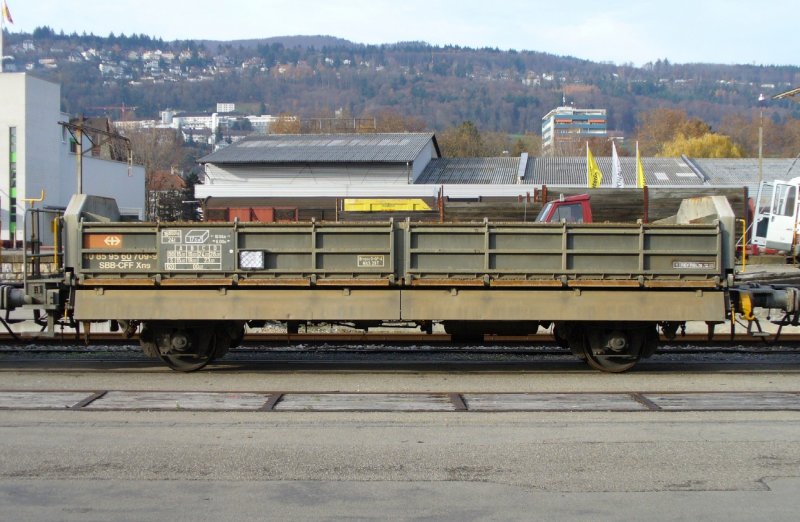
top-left (462, 393), bottom-right (647, 411)
top-left (0, 391), bottom-right (98, 410)
top-left (84, 391), bottom-right (271, 411)
top-left (274, 393), bottom-right (455, 411)
top-left (204, 188), bottom-right (748, 226)
top-left (445, 202), bottom-right (539, 222)
top-left (542, 187), bottom-right (747, 224)
top-left (644, 392), bottom-right (800, 411)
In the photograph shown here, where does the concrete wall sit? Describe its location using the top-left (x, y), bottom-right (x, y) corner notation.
top-left (0, 73), bottom-right (61, 242)
top-left (203, 163), bottom-right (412, 185)
top-left (22, 76), bottom-right (62, 216)
top-left (411, 141), bottom-right (437, 182)
top-left (58, 148), bottom-right (145, 219)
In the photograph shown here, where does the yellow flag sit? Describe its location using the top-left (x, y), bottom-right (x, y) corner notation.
top-left (587, 145), bottom-right (603, 188)
top-left (2, 1), bottom-right (13, 24)
top-left (636, 142), bottom-right (646, 189)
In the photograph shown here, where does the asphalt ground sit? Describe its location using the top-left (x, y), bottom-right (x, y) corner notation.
top-left (2, 346), bottom-right (800, 520)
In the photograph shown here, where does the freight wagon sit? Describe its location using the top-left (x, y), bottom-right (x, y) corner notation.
top-left (2, 194), bottom-right (799, 372)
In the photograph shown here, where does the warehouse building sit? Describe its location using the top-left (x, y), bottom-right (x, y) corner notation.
top-left (197, 133), bottom-right (441, 196)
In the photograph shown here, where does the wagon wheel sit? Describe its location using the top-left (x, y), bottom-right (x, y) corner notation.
top-left (160, 327), bottom-right (216, 372)
top-left (581, 328), bottom-right (641, 373)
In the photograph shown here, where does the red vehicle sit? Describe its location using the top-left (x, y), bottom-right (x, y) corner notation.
top-left (535, 194), bottom-right (593, 223)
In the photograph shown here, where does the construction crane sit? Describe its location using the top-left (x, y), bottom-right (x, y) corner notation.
top-left (773, 87), bottom-right (800, 103)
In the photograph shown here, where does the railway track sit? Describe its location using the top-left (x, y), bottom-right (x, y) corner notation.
top-left (1, 344), bottom-right (799, 356)
top-left (3, 330), bottom-right (800, 345)
top-left (3, 343), bottom-right (800, 412)
top-left (2, 343), bottom-right (800, 376)
top-left (1, 389), bottom-right (799, 412)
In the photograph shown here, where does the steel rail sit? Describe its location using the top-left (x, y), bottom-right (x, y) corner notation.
top-left (2, 331), bottom-right (800, 345)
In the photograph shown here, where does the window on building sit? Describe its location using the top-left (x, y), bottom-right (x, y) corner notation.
top-left (8, 127), bottom-right (17, 237)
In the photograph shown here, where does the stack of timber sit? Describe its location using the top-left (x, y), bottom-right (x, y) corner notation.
top-left (204, 187), bottom-right (749, 226)
top-left (443, 201), bottom-right (540, 222)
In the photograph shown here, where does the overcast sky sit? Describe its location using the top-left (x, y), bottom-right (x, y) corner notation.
top-left (3, 0), bottom-right (796, 66)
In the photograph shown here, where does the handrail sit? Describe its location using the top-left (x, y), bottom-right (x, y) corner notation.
top-left (737, 219), bottom-right (747, 272)
top-left (22, 207), bottom-right (65, 290)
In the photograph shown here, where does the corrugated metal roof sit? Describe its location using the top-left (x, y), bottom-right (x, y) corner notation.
top-left (199, 133), bottom-right (437, 164)
top-left (400, 154), bottom-right (709, 187)
top-left (519, 156), bottom-right (704, 186)
top-left (690, 158), bottom-right (800, 195)
top-left (415, 157), bottom-right (520, 184)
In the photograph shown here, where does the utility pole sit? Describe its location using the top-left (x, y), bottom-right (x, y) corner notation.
top-left (75, 126), bottom-right (83, 194)
top-left (0, 2), bottom-right (5, 73)
top-left (758, 93), bottom-right (765, 185)
top-left (60, 120), bottom-right (131, 195)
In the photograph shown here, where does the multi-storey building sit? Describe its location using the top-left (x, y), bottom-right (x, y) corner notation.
top-left (541, 106), bottom-right (607, 156)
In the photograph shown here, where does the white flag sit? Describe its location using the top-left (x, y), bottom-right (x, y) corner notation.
top-left (611, 141), bottom-right (624, 188)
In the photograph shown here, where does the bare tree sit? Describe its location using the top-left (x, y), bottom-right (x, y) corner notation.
top-left (123, 127), bottom-right (187, 175)
top-left (269, 112), bottom-right (301, 134)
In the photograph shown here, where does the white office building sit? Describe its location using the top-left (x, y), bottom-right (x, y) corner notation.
top-left (0, 73), bottom-right (145, 244)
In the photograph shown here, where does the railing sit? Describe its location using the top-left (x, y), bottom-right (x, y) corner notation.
top-left (23, 207), bottom-right (65, 291)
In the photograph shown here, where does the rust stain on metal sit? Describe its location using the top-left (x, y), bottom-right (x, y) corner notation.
top-left (567, 280), bottom-right (640, 288)
top-left (237, 278), bottom-right (312, 287)
top-left (409, 279), bottom-right (485, 287)
top-left (490, 280), bottom-right (563, 287)
top-left (80, 278), bottom-right (156, 287)
top-left (315, 279), bottom-right (392, 287)
top-left (644, 280), bottom-right (718, 288)
top-left (159, 278), bottom-right (235, 287)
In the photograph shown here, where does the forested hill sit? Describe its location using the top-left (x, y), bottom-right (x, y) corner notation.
top-left (6, 28), bottom-right (800, 134)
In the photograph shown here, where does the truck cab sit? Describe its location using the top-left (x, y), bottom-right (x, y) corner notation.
top-left (535, 194), bottom-right (593, 223)
top-left (752, 177), bottom-right (800, 253)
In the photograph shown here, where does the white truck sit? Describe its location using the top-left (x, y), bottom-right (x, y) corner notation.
top-left (753, 177), bottom-right (800, 254)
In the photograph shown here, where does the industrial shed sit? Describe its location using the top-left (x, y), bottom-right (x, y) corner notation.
top-left (691, 158), bottom-right (800, 195)
top-left (196, 133), bottom-right (440, 198)
top-left (415, 155), bottom-right (800, 190)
